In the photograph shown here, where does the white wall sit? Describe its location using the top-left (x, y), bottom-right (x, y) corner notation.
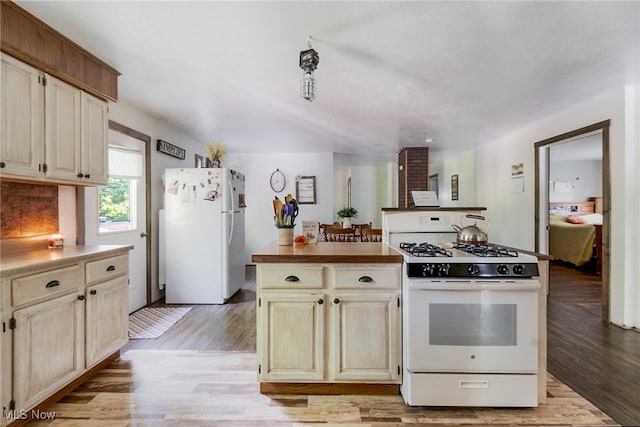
top-left (224, 152), bottom-right (334, 264)
top-left (549, 160), bottom-right (602, 203)
top-left (430, 150), bottom-right (477, 208)
top-left (466, 86), bottom-right (640, 329)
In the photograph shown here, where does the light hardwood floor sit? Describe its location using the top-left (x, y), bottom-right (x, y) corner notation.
top-left (24, 266), bottom-right (621, 426)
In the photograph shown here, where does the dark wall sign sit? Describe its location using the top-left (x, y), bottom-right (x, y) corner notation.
top-left (156, 139), bottom-right (186, 160)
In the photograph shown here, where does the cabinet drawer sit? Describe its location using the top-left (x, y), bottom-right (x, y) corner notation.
top-left (258, 264), bottom-right (325, 289)
top-left (12, 264), bottom-right (82, 306)
top-left (331, 265), bottom-right (401, 290)
top-left (86, 254), bottom-right (129, 284)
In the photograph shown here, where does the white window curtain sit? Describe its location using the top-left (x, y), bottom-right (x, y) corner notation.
top-left (108, 146), bottom-right (143, 178)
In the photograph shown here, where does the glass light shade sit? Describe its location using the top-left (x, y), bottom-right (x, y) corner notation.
top-left (301, 71), bottom-right (316, 101)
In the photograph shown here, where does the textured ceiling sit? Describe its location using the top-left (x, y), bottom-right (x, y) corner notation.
top-left (15, 1), bottom-right (640, 163)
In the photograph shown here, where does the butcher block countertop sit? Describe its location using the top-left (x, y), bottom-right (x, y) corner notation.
top-left (0, 244), bottom-right (134, 277)
top-left (252, 242), bottom-right (403, 264)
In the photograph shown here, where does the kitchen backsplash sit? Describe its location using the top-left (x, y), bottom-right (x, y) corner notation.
top-left (1, 181), bottom-right (59, 240)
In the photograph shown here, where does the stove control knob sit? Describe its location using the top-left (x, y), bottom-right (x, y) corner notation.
top-left (497, 264), bottom-right (509, 275)
top-left (467, 264), bottom-right (480, 276)
top-left (513, 264), bottom-right (525, 275)
top-left (438, 264), bottom-right (451, 276)
top-left (422, 264), bottom-right (435, 277)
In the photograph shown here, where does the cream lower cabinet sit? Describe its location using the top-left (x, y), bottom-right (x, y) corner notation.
top-left (257, 263), bottom-right (401, 384)
top-left (84, 254), bottom-right (129, 368)
top-left (13, 292), bottom-right (84, 412)
top-left (85, 276), bottom-right (128, 367)
top-left (259, 293), bottom-right (325, 381)
top-left (0, 249), bottom-right (130, 425)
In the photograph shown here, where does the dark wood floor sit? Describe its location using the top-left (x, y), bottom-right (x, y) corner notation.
top-left (547, 261), bottom-right (640, 427)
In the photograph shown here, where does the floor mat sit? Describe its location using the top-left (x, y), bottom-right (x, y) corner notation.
top-left (128, 306), bottom-right (192, 339)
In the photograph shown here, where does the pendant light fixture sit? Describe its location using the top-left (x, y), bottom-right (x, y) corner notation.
top-left (299, 37), bottom-right (319, 101)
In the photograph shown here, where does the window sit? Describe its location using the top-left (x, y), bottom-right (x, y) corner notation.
top-left (98, 146), bottom-right (142, 234)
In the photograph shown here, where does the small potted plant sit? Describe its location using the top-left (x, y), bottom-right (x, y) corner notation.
top-left (337, 206), bottom-right (358, 228)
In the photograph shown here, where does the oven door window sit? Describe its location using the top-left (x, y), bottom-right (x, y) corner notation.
top-left (406, 287), bottom-right (538, 373)
top-left (429, 303), bottom-right (517, 346)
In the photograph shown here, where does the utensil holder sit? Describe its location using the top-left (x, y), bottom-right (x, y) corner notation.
top-left (276, 227), bottom-right (294, 246)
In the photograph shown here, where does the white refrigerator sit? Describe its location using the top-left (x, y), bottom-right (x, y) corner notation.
top-left (163, 168), bottom-right (246, 304)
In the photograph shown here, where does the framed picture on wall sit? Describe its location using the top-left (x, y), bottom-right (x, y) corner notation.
top-left (296, 176), bottom-right (317, 204)
top-left (451, 174), bottom-right (459, 201)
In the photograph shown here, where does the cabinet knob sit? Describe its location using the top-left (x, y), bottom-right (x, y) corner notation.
top-left (317, 298), bottom-right (324, 305)
top-left (90, 290), bottom-right (97, 295)
top-left (285, 275), bottom-right (300, 282)
top-left (78, 295), bottom-right (85, 301)
top-left (77, 172), bottom-right (84, 178)
top-left (84, 174), bottom-right (90, 178)
top-left (333, 298), bottom-right (340, 304)
top-left (0, 162), bottom-right (5, 168)
top-left (358, 276), bottom-right (373, 283)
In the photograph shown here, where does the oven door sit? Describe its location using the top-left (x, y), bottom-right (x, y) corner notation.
top-left (405, 280), bottom-right (539, 374)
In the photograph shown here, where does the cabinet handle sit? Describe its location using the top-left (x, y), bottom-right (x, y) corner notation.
top-left (106, 265), bottom-right (116, 272)
top-left (358, 276), bottom-right (373, 283)
top-left (45, 280), bottom-right (60, 288)
top-left (90, 290), bottom-right (97, 295)
top-left (317, 298), bottom-right (324, 305)
top-left (285, 275), bottom-right (299, 282)
top-left (77, 172), bottom-right (84, 178)
top-left (333, 298), bottom-right (340, 304)
top-left (78, 295), bottom-right (85, 301)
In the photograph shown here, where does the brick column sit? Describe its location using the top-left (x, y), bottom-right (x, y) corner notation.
top-left (398, 147), bottom-right (429, 208)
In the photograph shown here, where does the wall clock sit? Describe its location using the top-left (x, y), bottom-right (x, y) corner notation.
top-left (270, 169), bottom-right (286, 193)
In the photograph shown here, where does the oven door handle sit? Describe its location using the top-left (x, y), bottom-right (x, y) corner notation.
top-left (408, 281), bottom-right (540, 291)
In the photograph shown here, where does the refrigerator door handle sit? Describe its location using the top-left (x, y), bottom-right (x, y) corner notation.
top-left (227, 175), bottom-right (235, 245)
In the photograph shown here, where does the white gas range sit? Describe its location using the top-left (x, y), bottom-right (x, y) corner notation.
top-left (383, 210), bottom-right (540, 407)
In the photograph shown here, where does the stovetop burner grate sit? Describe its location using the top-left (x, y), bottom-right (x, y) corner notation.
top-left (453, 243), bottom-right (519, 257)
top-left (399, 242), bottom-right (453, 257)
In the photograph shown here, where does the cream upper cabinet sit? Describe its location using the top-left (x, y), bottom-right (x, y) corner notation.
top-left (256, 263), bottom-right (401, 385)
top-left (80, 91), bottom-right (109, 185)
top-left (0, 53), bottom-right (44, 178)
top-left (45, 76), bottom-right (108, 185)
top-left (0, 53), bottom-right (108, 186)
top-left (44, 75), bottom-right (82, 182)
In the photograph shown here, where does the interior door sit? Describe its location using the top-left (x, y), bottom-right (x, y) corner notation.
top-left (82, 128), bottom-right (148, 313)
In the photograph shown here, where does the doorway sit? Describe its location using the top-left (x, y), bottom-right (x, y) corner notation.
top-left (78, 121), bottom-right (152, 312)
top-left (534, 120), bottom-right (610, 323)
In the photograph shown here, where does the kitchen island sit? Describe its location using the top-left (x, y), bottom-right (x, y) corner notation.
top-left (252, 242), bottom-right (403, 394)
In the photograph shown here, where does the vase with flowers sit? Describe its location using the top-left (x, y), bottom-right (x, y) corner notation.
top-left (206, 142), bottom-right (225, 168)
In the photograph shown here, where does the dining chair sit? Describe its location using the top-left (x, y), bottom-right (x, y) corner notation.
top-left (360, 227), bottom-right (382, 242)
top-left (324, 225), bottom-right (357, 242)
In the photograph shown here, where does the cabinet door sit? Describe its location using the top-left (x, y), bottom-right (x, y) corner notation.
top-left (0, 54), bottom-right (44, 178)
top-left (258, 293), bottom-right (325, 381)
top-left (85, 277), bottom-right (128, 367)
top-left (13, 292), bottom-right (84, 412)
top-left (80, 91), bottom-right (108, 185)
top-left (329, 292), bottom-right (401, 382)
top-left (45, 75), bottom-right (81, 181)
